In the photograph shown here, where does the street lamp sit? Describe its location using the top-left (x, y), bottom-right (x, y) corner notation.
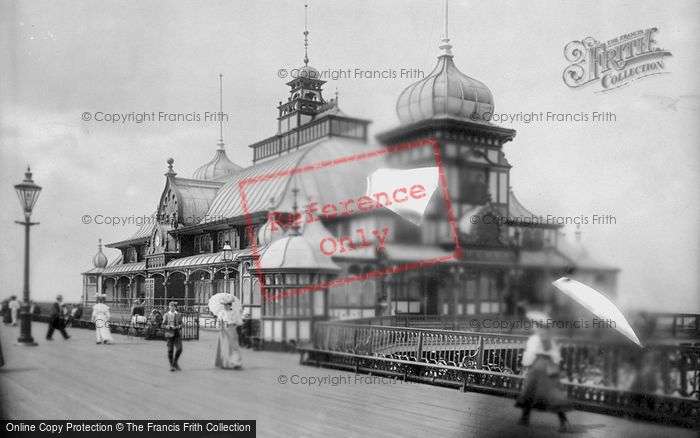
top-left (221, 241), bottom-right (233, 295)
top-left (14, 166), bottom-right (42, 346)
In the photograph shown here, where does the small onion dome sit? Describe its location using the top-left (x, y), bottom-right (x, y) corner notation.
top-left (296, 64), bottom-right (320, 80)
top-left (192, 146), bottom-right (243, 180)
top-left (259, 235), bottom-right (341, 271)
top-left (257, 215), bottom-right (286, 246)
top-left (396, 37), bottom-right (494, 125)
top-left (92, 239), bottom-right (108, 269)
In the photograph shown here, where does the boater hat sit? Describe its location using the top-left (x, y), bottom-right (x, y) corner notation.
top-left (168, 301), bottom-right (178, 307)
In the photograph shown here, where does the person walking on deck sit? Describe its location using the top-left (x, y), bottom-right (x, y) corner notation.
top-left (162, 301), bottom-right (183, 371)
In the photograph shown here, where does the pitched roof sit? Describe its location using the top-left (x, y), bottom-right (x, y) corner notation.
top-left (201, 137), bottom-right (387, 224)
top-left (106, 213), bottom-right (156, 248)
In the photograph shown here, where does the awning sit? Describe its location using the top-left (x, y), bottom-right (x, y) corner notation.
top-left (383, 244), bottom-right (458, 263)
top-left (164, 248), bottom-right (255, 269)
top-left (102, 262), bottom-right (146, 275)
top-left (165, 253), bottom-right (223, 269)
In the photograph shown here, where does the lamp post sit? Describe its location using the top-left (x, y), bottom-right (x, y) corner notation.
top-left (14, 166), bottom-right (42, 346)
top-left (222, 241), bottom-right (233, 295)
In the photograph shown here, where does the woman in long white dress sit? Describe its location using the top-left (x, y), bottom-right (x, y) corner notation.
top-left (215, 296), bottom-right (243, 369)
top-left (91, 295), bottom-right (114, 344)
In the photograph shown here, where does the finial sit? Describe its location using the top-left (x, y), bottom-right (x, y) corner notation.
top-left (98, 238), bottom-right (102, 249)
top-left (290, 185), bottom-right (301, 236)
top-left (335, 87), bottom-right (339, 102)
top-left (166, 157), bottom-right (176, 176)
top-left (217, 73), bottom-right (225, 150)
top-left (445, 0), bottom-right (449, 39)
top-left (24, 165), bottom-right (33, 181)
top-left (303, 4), bottom-right (309, 66)
top-left (438, 0), bottom-right (453, 57)
top-left (575, 224), bottom-right (582, 243)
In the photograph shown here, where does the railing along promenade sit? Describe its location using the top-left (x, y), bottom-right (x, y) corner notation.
top-left (299, 321), bottom-right (700, 428)
top-left (349, 313), bottom-right (700, 340)
top-left (31, 301), bottom-right (200, 340)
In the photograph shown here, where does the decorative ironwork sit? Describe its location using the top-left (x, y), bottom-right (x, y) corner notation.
top-left (301, 322), bottom-right (700, 428)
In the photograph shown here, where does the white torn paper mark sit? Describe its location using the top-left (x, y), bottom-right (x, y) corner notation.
top-left (365, 167), bottom-right (440, 225)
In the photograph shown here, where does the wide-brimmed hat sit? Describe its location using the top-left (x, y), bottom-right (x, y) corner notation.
top-left (168, 301), bottom-right (178, 307)
top-left (220, 295), bottom-right (234, 305)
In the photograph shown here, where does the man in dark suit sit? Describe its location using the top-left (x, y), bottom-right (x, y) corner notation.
top-left (162, 301), bottom-right (183, 371)
top-left (46, 294), bottom-right (70, 340)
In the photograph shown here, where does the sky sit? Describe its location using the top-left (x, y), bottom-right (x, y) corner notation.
top-left (1, 0), bottom-right (698, 312)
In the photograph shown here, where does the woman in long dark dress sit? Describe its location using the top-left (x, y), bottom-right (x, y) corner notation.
top-left (516, 322), bottom-right (572, 432)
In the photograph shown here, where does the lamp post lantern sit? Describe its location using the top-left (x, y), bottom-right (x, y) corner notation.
top-left (222, 241), bottom-right (233, 295)
top-left (14, 166), bottom-right (42, 346)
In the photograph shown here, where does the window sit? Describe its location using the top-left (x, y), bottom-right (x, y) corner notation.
top-left (462, 169), bottom-right (488, 204)
top-left (446, 165), bottom-right (459, 198)
top-left (499, 173), bottom-right (508, 204)
top-left (217, 229), bottom-right (240, 250)
top-left (194, 234), bottom-right (213, 253)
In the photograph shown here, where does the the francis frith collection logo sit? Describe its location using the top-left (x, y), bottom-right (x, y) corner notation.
top-left (563, 27), bottom-right (672, 93)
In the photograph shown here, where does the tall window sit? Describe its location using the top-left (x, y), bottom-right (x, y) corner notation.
top-left (462, 168), bottom-right (489, 204)
top-left (194, 234), bottom-right (213, 253)
top-left (217, 228), bottom-right (240, 250)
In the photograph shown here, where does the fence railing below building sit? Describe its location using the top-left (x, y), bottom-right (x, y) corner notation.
top-left (33, 303), bottom-right (199, 340)
top-left (348, 312), bottom-right (700, 341)
top-left (300, 321), bottom-right (700, 428)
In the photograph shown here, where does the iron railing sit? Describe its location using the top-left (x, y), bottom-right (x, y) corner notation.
top-left (300, 322), bottom-right (700, 428)
top-left (33, 303), bottom-right (199, 340)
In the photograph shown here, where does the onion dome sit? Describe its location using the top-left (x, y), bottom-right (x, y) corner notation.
top-left (92, 239), bottom-right (108, 269)
top-left (396, 37), bottom-right (494, 124)
top-left (296, 64), bottom-right (320, 80)
top-left (258, 215), bottom-right (286, 246)
top-left (259, 234), bottom-right (340, 271)
top-left (192, 145), bottom-right (243, 180)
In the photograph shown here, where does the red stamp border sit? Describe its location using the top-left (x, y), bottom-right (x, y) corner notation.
top-left (239, 138), bottom-right (462, 302)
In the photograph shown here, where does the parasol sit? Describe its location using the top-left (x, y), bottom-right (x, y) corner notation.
top-left (208, 293), bottom-right (237, 317)
top-left (525, 310), bottom-right (550, 326)
top-left (552, 277), bottom-right (642, 348)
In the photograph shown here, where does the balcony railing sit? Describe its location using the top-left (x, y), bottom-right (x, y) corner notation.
top-left (300, 322), bottom-right (700, 428)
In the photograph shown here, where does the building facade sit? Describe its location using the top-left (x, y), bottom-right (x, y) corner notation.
top-left (82, 23), bottom-right (618, 347)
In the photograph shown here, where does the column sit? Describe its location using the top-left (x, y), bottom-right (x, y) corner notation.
top-left (184, 272), bottom-right (191, 309)
top-left (163, 273), bottom-right (169, 304)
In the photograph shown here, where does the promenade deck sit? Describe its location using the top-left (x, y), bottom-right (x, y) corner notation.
top-left (0, 323), bottom-right (693, 438)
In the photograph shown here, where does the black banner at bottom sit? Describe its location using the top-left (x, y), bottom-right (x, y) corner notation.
top-left (2, 420), bottom-right (256, 437)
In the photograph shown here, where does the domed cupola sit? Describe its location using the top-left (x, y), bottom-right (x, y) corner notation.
top-left (92, 239), bottom-right (108, 269)
top-left (192, 144), bottom-right (242, 181)
top-left (193, 74), bottom-right (244, 181)
top-left (396, 36), bottom-right (494, 125)
top-left (258, 214), bottom-right (286, 246)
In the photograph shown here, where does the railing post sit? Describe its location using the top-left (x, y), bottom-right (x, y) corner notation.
top-left (353, 326), bottom-right (358, 353)
top-left (476, 336), bottom-right (485, 369)
top-left (417, 332), bottom-right (423, 360)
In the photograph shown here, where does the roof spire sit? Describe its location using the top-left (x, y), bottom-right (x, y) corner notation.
top-left (438, 0), bottom-right (453, 57)
top-left (303, 4), bottom-right (309, 66)
top-left (217, 73), bottom-right (225, 150)
top-left (445, 0), bottom-right (449, 39)
top-left (575, 224), bottom-right (582, 243)
top-left (290, 185), bottom-right (301, 236)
